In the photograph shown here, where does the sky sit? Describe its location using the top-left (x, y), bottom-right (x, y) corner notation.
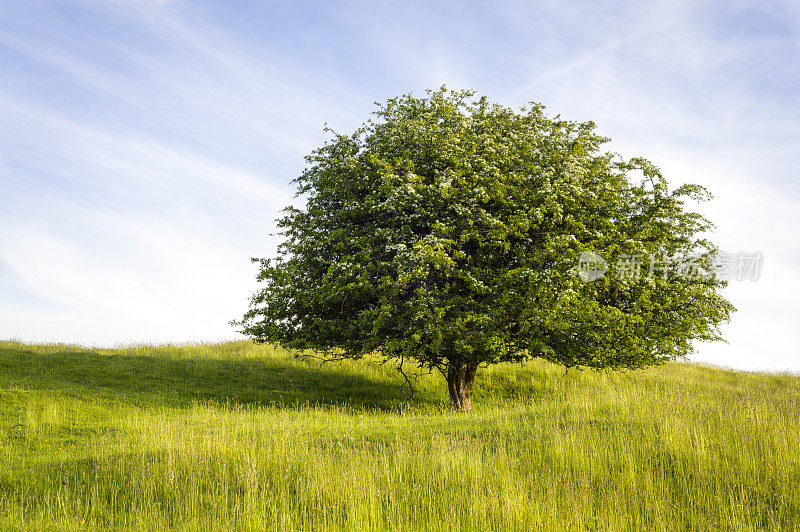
top-left (1, 0), bottom-right (798, 372)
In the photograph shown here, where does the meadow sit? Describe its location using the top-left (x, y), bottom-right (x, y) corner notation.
top-left (0, 340), bottom-right (798, 530)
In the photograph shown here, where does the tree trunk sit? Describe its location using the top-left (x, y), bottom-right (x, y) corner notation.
top-left (447, 362), bottom-right (478, 412)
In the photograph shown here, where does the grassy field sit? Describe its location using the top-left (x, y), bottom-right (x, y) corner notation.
top-left (1, 340), bottom-right (798, 531)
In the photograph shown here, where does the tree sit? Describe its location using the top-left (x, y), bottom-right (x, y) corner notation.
top-left (237, 87), bottom-right (734, 412)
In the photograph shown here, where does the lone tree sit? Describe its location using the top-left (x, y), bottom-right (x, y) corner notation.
top-left (238, 88), bottom-right (734, 412)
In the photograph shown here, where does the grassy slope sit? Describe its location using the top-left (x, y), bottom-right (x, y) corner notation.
top-left (0, 340), bottom-right (798, 531)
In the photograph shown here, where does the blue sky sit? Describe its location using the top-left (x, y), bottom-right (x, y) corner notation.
top-left (1, 0), bottom-right (798, 371)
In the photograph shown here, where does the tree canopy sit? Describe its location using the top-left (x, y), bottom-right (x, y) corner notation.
top-left (238, 87), bottom-right (734, 411)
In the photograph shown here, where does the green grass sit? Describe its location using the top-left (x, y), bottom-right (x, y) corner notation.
top-left (1, 340), bottom-right (798, 531)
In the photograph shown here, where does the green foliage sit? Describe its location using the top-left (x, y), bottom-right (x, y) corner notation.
top-left (239, 87), bottom-right (734, 380)
top-left (1, 341), bottom-right (799, 530)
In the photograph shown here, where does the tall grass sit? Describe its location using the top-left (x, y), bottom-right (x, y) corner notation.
top-left (1, 340), bottom-right (798, 530)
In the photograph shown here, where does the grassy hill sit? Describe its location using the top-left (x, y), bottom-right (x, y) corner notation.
top-left (1, 340), bottom-right (798, 530)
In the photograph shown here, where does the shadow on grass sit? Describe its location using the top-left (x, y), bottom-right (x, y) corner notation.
top-left (0, 343), bottom-right (433, 411)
